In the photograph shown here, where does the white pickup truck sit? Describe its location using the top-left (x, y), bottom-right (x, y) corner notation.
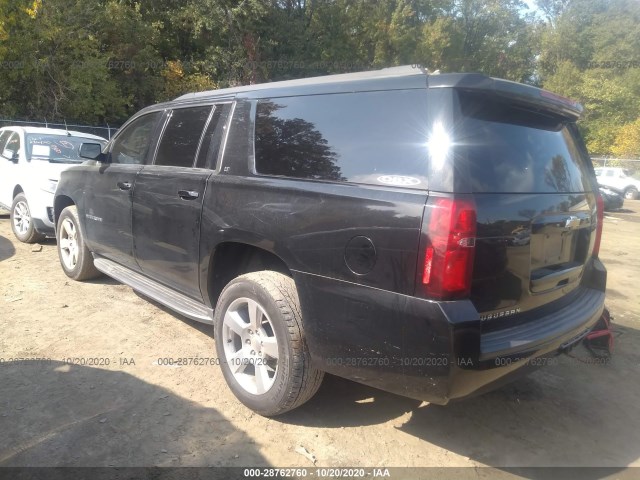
top-left (0, 126), bottom-right (107, 243)
top-left (594, 167), bottom-right (640, 200)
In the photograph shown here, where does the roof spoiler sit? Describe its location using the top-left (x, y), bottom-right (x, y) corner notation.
top-left (428, 73), bottom-right (583, 120)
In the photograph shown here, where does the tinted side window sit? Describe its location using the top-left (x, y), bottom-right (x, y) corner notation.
top-left (155, 106), bottom-right (212, 168)
top-left (254, 91), bottom-right (429, 188)
top-left (457, 94), bottom-right (593, 193)
top-left (195, 104), bottom-right (231, 169)
top-left (5, 132), bottom-right (20, 155)
top-left (0, 130), bottom-right (12, 153)
top-left (111, 112), bottom-right (161, 165)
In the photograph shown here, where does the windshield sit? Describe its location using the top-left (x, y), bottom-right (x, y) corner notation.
top-left (26, 134), bottom-right (106, 163)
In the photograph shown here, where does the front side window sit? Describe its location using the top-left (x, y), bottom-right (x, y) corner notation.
top-left (110, 112), bottom-right (161, 165)
top-left (155, 106), bottom-right (212, 168)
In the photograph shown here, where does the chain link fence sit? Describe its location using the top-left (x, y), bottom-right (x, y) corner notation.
top-left (592, 157), bottom-right (640, 174)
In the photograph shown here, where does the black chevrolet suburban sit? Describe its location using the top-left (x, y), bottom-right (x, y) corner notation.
top-left (54, 66), bottom-right (606, 416)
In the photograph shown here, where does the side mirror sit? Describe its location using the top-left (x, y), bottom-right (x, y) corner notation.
top-left (79, 143), bottom-right (105, 161)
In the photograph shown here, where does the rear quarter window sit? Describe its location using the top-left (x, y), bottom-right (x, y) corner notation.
top-left (254, 90), bottom-right (429, 189)
top-left (456, 94), bottom-right (594, 193)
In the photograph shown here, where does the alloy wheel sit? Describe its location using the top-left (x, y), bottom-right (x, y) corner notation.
top-left (12, 200), bottom-right (31, 236)
top-left (221, 297), bottom-right (279, 395)
top-left (59, 218), bottom-right (79, 270)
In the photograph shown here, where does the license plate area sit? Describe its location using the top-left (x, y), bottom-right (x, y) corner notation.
top-left (529, 212), bottom-right (592, 293)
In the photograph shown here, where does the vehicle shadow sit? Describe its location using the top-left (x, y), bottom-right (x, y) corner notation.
top-left (283, 325), bottom-right (640, 470)
top-left (614, 208), bottom-right (636, 214)
top-left (0, 360), bottom-right (267, 467)
top-left (0, 234), bottom-right (15, 262)
top-left (84, 275), bottom-right (121, 286)
top-left (281, 374), bottom-right (423, 428)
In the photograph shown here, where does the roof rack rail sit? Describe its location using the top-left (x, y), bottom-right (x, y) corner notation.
top-left (173, 65), bottom-right (431, 101)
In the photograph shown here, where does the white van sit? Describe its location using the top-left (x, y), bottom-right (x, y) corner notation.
top-left (0, 126), bottom-right (107, 243)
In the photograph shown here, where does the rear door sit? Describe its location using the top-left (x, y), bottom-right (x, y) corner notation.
top-left (132, 103), bottom-right (230, 300)
top-left (453, 91), bottom-right (600, 319)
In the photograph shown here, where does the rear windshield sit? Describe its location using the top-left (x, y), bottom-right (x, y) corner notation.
top-left (26, 134), bottom-right (106, 164)
top-left (456, 93), bottom-right (593, 193)
top-left (254, 90), bottom-right (429, 189)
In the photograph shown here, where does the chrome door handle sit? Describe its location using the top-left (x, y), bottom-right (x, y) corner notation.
top-left (178, 190), bottom-right (200, 200)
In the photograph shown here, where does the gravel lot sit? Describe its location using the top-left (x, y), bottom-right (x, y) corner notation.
top-left (1, 202), bottom-right (639, 470)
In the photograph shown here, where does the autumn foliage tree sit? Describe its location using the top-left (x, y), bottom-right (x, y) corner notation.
top-left (612, 119), bottom-right (640, 159)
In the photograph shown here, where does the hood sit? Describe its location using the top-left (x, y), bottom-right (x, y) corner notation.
top-left (30, 160), bottom-right (83, 182)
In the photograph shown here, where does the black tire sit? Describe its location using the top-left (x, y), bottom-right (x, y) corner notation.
top-left (56, 205), bottom-right (102, 281)
top-left (624, 187), bottom-right (638, 200)
top-left (214, 271), bottom-right (324, 416)
top-left (10, 193), bottom-right (45, 243)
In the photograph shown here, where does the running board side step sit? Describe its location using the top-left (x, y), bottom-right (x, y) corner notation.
top-left (93, 256), bottom-right (214, 324)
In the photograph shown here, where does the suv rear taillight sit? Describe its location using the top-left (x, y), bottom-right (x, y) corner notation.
top-left (420, 197), bottom-right (477, 300)
top-left (592, 193), bottom-right (604, 257)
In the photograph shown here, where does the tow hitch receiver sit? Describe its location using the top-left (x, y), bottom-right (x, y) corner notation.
top-left (559, 328), bottom-right (591, 353)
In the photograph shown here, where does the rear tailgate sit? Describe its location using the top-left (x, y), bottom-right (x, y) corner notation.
top-left (452, 88), bottom-right (601, 325)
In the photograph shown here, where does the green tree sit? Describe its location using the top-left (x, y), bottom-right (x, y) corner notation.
top-left (612, 119), bottom-right (640, 159)
top-left (537, 0), bottom-right (640, 155)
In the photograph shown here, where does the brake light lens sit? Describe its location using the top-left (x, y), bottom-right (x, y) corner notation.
top-left (421, 197), bottom-right (477, 299)
top-left (592, 193), bottom-right (604, 257)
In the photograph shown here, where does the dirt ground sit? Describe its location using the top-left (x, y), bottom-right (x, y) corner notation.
top-left (1, 202), bottom-right (639, 471)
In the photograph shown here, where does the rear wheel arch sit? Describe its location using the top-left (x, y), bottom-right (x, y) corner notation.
top-left (206, 242), bottom-right (293, 309)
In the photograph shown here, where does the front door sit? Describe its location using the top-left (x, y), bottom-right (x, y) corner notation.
top-left (83, 111), bottom-right (162, 270)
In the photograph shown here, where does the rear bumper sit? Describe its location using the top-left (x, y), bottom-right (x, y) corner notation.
top-left (294, 259), bottom-right (606, 404)
top-left (446, 287), bottom-right (604, 402)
